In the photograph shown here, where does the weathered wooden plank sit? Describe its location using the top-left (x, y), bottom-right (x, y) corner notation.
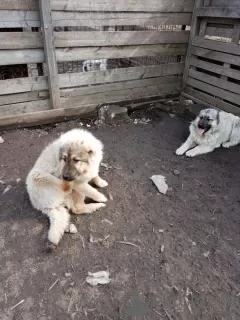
top-left (187, 77), bottom-right (240, 106)
top-left (192, 36), bottom-right (240, 55)
top-left (211, 0), bottom-right (240, 7)
top-left (0, 76), bottom-right (48, 95)
top-left (39, 0), bottom-right (60, 110)
top-left (189, 69), bottom-right (240, 95)
top-left (196, 7), bottom-right (240, 19)
top-left (56, 44), bottom-right (187, 62)
top-left (183, 0), bottom-right (201, 88)
top-left (0, 105), bottom-right (97, 130)
top-left (0, 0), bottom-right (38, 10)
top-left (0, 32), bottom-right (43, 49)
top-left (55, 31), bottom-right (190, 47)
top-left (0, 99), bottom-right (50, 117)
top-left (0, 44), bottom-right (187, 66)
top-left (62, 82), bottom-right (181, 108)
top-left (190, 57), bottom-right (240, 81)
top-left (52, 12), bottom-right (192, 27)
top-left (0, 10), bottom-right (192, 28)
top-left (184, 87), bottom-right (240, 116)
top-left (0, 50), bottom-right (44, 66)
top-left (0, 30), bottom-right (189, 49)
top-left (191, 47), bottom-right (240, 66)
top-left (61, 76), bottom-right (181, 97)
top-left (0, 10), bottom-right (40, 27)
top-left (59, 63), bottom-right (184, 88)
top-left (0, 91), bottom-right (48, 106)
top-left (51, 0), bottom-right (194, 12)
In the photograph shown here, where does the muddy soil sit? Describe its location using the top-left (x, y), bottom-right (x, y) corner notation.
top-left (0, 107), bottom-right (239, 320)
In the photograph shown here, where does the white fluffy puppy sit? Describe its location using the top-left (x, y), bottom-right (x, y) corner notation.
top-left (26, 129), bottom-right (108, 249)
top-left (176, 108), bottom-right (240, 157)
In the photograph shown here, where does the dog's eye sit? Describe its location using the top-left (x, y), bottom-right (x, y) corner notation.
top-left (199, 116), bottom-right (203, 119)
top-left (62, 156), bottom-right (67, 162)
top-left (207, 117), bottom-right (211, 121)
top-left (73, 159), bottom-right (80, 164)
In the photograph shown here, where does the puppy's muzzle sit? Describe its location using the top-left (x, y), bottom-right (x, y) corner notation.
top-left (62, 174), bottom-right (74, 182)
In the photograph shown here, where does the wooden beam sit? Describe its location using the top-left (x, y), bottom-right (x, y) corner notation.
top-left (191, 47), bottom-right (240, 66)
top-left (196, 7), bottom-right (240, 19)
top-left (52, 12), bottom-right (192, 27)
top-left (183, 0), bottom-right (201, 88)
top-left (51, 0), bottom-right (194, 13)
top-left (192, 36), bottom-right (240, 56)
top-left (39, 0), bottom-right (60, 109)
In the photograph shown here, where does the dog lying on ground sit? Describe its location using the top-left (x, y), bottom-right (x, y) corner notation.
top-left (26, 129), bottom-right (108, 249)
top-left (176, 108), bottom-right (240, 157)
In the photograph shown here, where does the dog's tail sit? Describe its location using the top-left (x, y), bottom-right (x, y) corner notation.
top-left (43, 206), bottom-right (70, 245)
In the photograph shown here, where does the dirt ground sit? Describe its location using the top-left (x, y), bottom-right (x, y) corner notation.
top-left (0, 107), bottom-right (240, 320)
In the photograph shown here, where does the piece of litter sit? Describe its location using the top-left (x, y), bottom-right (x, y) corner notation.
top-left (203, 251), bottom-right (210, 258)
top-left (151, 175), bottom-right (168, 194)
top-left (86, 271), bottom-right (110, 286)
top-left (0, 136), bottom-right (4, 143)
top-left (48, 278), bottom-right (59, 291)
top-left (173, 169), bottom-right (180, 176)
top-left (102, 219), bottom-right (113, 225)
top-left (191, 241), bottom-right (196, 246)
top-left (65, 272), bottom-right (71, 278)
top-left (236, 293), bottom-right (240, 297)
top-left (0, 180), bottom-right (5, 185)
top-left (159, 229), bottom-right (164, 233)
top-left (185, 297), bottom-right (193, 314)
top-left (86, 124), bottom-right (91, 127)
top-left (169, 113), bottom-right (175, 118)
top-left (70, 282), bottom-right (75, 287)
top-left (90, 234), bottom-right (110, 244)
top-left (3, 185), bottom-right (11, 195)
top-left (16, 178), bottom-right (21, 183)
top-left (116, 241), bottom-right (141, 250)
top-left (160, 244), bottom-right (165, 253)
top-left (10, 299), bottom-right (25, 310)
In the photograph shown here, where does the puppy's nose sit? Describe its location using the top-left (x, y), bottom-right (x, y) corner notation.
top-left (63, 174), bottom-right (71, 181)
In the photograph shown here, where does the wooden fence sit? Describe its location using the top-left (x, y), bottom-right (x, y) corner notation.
top-left (0, 0), bottom-right (193, 128)
top-left (183, 0), bottom-right (240, 116)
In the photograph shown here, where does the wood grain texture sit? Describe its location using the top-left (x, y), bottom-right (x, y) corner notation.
top-left (51, 0), bottom-right (194, 12)
top-left (39, 0), bottom-right (60, 109)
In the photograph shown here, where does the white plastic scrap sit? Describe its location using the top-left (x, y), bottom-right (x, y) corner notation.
top-left (86, 271), bottom-right (110, 287)
top-left (3, 185), bottom-right (11, 195)
top-left (0, 136), bottom-right (4, 143)
top-left (151, 175), bottom-right (168, 194)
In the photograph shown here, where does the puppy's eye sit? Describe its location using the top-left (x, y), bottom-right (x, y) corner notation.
top-left (73, 159), bottom-right (80, 164)
top-left (207, 117), bottom-right (211, 121)
top-left (62, 156), bottom-right (67, 162)
top-left (199, 116), bottom-right (203, 119)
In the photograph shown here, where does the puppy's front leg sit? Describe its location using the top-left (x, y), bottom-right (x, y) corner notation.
top-left (186, 145), bottom-right (214, 157)
top-left (75, 182), bottom-right (107, 203)
top-left (91, 175), bottom-right (108, 188)
top-left (176, 136), bottom-right (196, 156)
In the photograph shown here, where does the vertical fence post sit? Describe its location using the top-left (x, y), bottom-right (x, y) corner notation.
top-left (39, 0), bottom-right (60, 109)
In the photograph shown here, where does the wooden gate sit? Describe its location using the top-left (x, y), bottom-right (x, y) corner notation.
top-left (183, 0), bottom-right (240, 115)
top-left (0, 0), bottom-right (194, 129)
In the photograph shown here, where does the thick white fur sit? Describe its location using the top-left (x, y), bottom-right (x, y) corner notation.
top-left (26, 129), bottom-right (108, 245)
top-left (176, 110), bottom-right (240, 157)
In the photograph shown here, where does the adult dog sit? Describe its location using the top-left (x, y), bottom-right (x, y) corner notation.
top-left (26, 129), bottom-right (108, 248)
top-left (176, 108), bottom-right (240, 157)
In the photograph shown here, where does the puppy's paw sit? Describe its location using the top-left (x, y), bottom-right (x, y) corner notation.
top-left (175, 146), bottom-right (185, 156)
top-left (95, 193), bottom-right (108, 203)
top-left (97, 178), bottom-right (108, 188)
top-left (65, 223), bottom-right (78, 234)
top-left (91, 203), bottom-right (106, 213)
top-left (186, 149), bottom-right (197, 157)
top-left (222, 142), bottom-right (231, 148)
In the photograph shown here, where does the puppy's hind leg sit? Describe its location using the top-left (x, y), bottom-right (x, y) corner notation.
top-left (222, 138), bottom-right (240, 148)
top-left (91, 175), bottom-right (108, 188)
top-left (70, 189), bottom-right (106, 215)
top-left (176, 136), bottom-right (196, 156)
top-left (43, 206), bottom-right (70, 246)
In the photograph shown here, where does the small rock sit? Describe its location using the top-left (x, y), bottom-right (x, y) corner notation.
top-left (203, 251), bottom-right (210, 258)
top-left (160, 244), bottom-right (165, 253)
top-left (16, 178), bottom-right (21, 183)
top-left (173, 169), bottom-right (180, 175)
top-left (0, 136), bottom-right (4, 143)
top-left (169, 113), bottom-right (175, 118)
top-left (2, 185), bottom-right (11, 195)
top-left (65, 272), bottom-right (71, 278)
top-left (70, 282), bottom-right (75, 287)
top-left (86, 124), bottom-right (91, 128)
top-left (158, 229), bottom-right (164, 233)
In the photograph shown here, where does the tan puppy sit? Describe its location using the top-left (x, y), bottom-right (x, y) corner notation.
top-left (26, 129), bottom-right (108, 248)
